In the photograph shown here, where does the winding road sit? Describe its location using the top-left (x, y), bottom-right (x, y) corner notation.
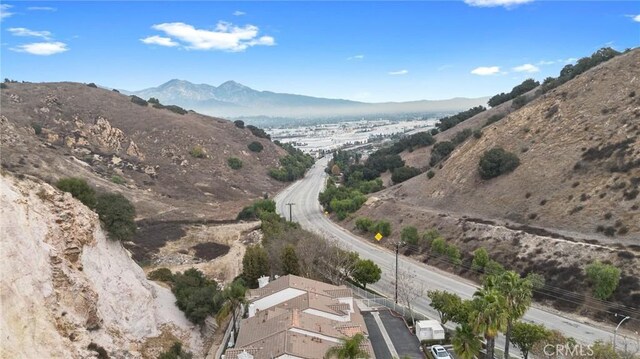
top-left (274, 157), bottom-right (620, 350)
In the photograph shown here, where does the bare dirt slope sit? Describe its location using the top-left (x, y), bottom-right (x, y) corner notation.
top-left (374, 49), bottom-right (640, 240)
top-left (0, 82), bottom-right (287, 221)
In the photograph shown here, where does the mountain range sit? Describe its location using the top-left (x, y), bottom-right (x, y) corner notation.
top-left (122, 79), bottom-right (489, 120)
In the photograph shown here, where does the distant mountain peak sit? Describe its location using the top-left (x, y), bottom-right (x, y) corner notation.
top-left (218, 80), bottom-right (249, 90)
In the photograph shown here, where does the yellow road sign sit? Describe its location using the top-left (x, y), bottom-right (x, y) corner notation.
top-left (374, 232), bottom-right (383, 241)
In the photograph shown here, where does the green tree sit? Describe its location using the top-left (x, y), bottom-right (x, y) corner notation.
top-left (234, 120), bottom-right (245, 129)
top-left (486, 271), bottom-right (533, 359)
top-left (427, 290), bottom-right (463, 325)
top-left (478, 147), bottom-right (520, 180)
top-left (242, 245), bottom-right (270, 288)
top-left (95, 193), bottom-right (136, 241)
top-left (472, 247), bottom-right (490, 271)
top-left (526, 272), bottom-right (546, 290)
top-left (510, 321), bottom-right (550, 359)
top-left (401, 226), bottom-right (419, 245)
top-left (281, 245), bottom-right (301, 276)
top-left (171, 268), bottom-right (223, 324)
top-left (471, 287), bottom-right (509, 359)
top-left (352, 259), bottom-right (381, 289)
top-left (453, 324), bottom-right (483, 359)
top-left (585, 261), bottom-right (621, 300)
top-left (56, 177), bottom-right (97, 209)
top-left (325, 333), bottom-right (370, 359)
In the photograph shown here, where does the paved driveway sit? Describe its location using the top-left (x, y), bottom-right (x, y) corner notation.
top-left (363, 310), bottom-right (424, 359)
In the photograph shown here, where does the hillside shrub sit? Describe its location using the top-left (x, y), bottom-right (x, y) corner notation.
top-left (227, 157), bottom-right (243, 170)
top-left (451, 129), bottom-right (472, 146)
top-left (484, 114), bottom-right (505, 127)
top-left (445, 245), bottom-right (462, 265)
top-left (431, 238), bottom-right (447, 255)
top-left (0, 83), bottom-right (7, 89)
top-left (158, 342), bottom-right (193, 359)
top-left (164, 105), bottom-right (188, 115)
top-left (512, 95), bottom-right (528, 109)
top-left (391, 166), bottom-right (421, 184)
top-left (355, 217), bottom-right (374, 232)
top-left (585, 261), bottom-right (621, 300)
top-left (148, 97), bottom-right (160, 105)
top-left (130, 95), bottom-right (148, 106)
top-left (478, 147), bottom-right (520, 179)
top-left (248, 141), bottom-right (264, 152)
top-left (172, 268), bottom-right (224, 324)
top-left (427, 170), bottom-right (435, 179)
top-left (234, 120), bottom-right (245, 129)
top-left (31, 123), bottom-right (42, 135)
top-left (488, 78), bottom-right (539, 107)
top-left (112, 89), bottom-right (120, 93)
top-left (430, 141), bottom-right (455, 166)
top-left (237, 199), bottom-right (276, 220)
top-left (473, 129), bottom-right (482, 139)
top-left (247, 125), bottom-right (271, 140)
top-left (471, 247), bottom-right (490, 271)
top-left (372, 220), bottom-right (392, 237)
top-left (148, 268), bottom-right (174, 282)
top-left (86, 83), bottom-right (98, 88)
top-left (401, 226), bottom-right (419, 245)
top-left (87, 343), bottom-right (109, 359)
top-left (435, 106), bottom-right (486, 132)
top-left (110, 175), bottom-right (125, 185)
top-left (95, 193), bottom-right (136, 241)
top-left (189, 145), bottom-right (206, 158)
top-left (56, 177), bottom-right (97, 209)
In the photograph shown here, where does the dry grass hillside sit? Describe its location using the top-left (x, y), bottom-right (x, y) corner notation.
top-left (345, 49), bottom-right (640, 323)
top-left (376, 49), bottom-right (640, 240)
top-left (0, 82), bottom-right (287, 222)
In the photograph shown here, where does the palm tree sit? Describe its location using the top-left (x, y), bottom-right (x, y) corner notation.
top-left (453, 324), bottom-right (483, 359)
top-left (471, 287), bottom-right (509, 359)
top-left (486, 271), bottom-right (533, 359)
top-left (325, 333), bottom-right (370, 359)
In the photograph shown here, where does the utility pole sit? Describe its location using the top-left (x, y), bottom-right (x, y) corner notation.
top-left (285, 203), bottom-right (295, 222)
top-left (395, 242), bottom-right (399, 304)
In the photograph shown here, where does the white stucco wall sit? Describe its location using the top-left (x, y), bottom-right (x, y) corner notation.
top-left (337, 297), bottom-right (354, 314)
top-left (288, 328), bottom-right (341, 343)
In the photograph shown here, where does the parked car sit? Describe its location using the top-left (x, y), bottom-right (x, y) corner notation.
top-left (431, 345), bottom-right (453, 359)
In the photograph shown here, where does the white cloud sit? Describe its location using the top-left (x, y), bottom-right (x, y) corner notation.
top-left (140, 35), bottom-right (179, 47)
top-left (388, 69), bottom-right (408, 75)
top-left (537, 60), bottom-right (556, 66)
top-left (27, 6), bottom-right (57, 11)
top-left (564, 57), bottom-right (578, 64)
top-left (513, 63), bottom-right (540, 73)
top-left (0, 4), bottom-right (14, 20)
top-left (464, 0), bottom-right (533, 7)
top-left (471, 66), bottom-right (500, 75)
top-left (8, 27), bottom-right (52, 40)
top-left (11, 41), bottom-right (68, 55)
top-left (634, 14), bottom-right (640, 22)
top-left (147, 21), bottom-right (275, 52)
top-left (233, 10), bottom-right (246, 16)
top-left (347, 54), bottom-right (364, 60)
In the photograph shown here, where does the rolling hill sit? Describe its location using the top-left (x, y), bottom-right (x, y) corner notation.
top-left (0, 82), bottom-right (288, 223)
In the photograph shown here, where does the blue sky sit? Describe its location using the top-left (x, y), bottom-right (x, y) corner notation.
top-left (1, 1), bottom-right (638, 102)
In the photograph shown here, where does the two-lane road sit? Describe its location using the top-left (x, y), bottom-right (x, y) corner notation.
top-left (275, 157), bottom-right (617, 347)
